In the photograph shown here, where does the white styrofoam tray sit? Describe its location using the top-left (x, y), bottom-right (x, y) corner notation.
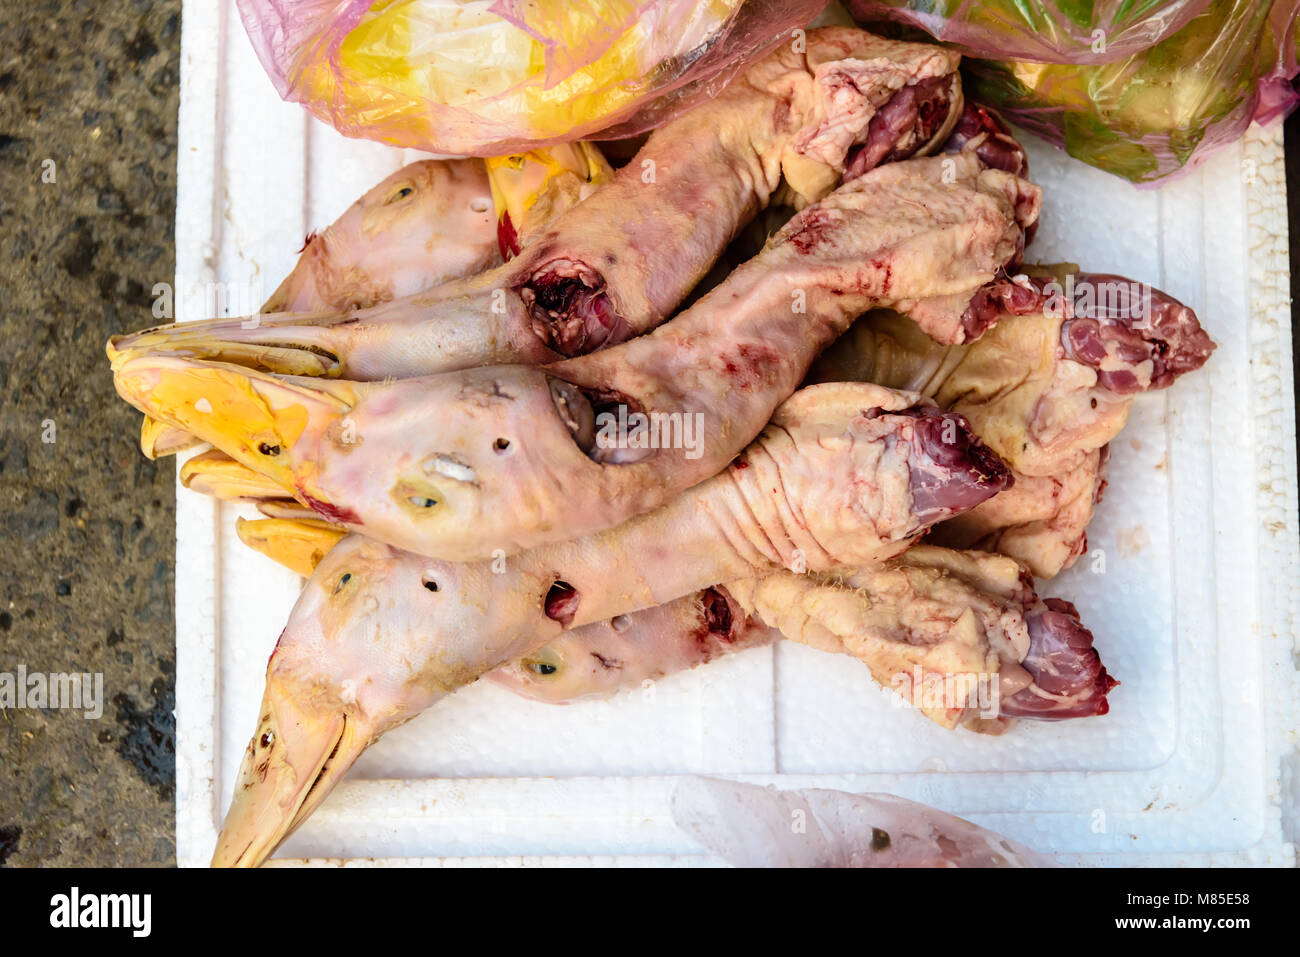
top-left (173, 0), bottom-right (1300, 866)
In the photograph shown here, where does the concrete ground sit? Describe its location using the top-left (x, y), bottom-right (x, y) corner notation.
top-left (0, 0), bottom-right (179, 866)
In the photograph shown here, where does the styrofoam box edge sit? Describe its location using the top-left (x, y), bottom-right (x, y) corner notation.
top-left (173, 0), bottom-right (1300, 867)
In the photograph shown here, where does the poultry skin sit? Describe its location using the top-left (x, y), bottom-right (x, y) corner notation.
top-left (211, 381), bottom-right (1011, 866)
top-left (113, 150), bottom-right (1038, 561)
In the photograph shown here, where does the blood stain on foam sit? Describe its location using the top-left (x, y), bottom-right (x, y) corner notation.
top-left (1116, 524), bottom-right (1150, 558)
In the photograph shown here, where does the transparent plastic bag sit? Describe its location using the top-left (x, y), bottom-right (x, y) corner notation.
top-left (235, 0), bottom-right (828, 156)
top-left (846, 0), bottom-right (1212, 64)
top-left (671, 778), bottom-right (1055, 867)
top-left (964, 0), bottom-right (1300, 184)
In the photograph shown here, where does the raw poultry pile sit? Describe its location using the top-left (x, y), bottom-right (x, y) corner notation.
top-left (104, 27), bottom-right (1216, 867)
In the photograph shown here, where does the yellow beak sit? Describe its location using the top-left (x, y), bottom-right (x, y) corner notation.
top-left (211, 678), bottom-right (366, 868)
top-left (236, 517), bottom-right (346, 578)
top-left (113, 355), bottom-right (357, 491)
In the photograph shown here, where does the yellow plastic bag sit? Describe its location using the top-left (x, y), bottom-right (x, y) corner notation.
top-left (847, 0), bottom-right (1210, 64)
top-left (963, 0), bottom-right (1300, 183)
top-left (237, 0), bottom-right (828, 155)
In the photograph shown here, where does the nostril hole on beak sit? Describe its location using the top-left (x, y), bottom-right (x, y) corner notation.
top-left (544, 580), bottom-right (580, 626)
top-left (258, 442), bottom-right (281, 456)
top-left (423, 579), bottom-right (439, 592)
top-left (493, 437), bottom-right (511, 453)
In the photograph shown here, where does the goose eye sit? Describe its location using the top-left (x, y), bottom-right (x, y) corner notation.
top-left (395, 481), bottom-right (444, 513)
top-left (259, 731), bottom-right (275, 748)
top-left (423, 580), bottom-right (439, 593)
top-left (387, 185), bottom-right (414, 204)
top-left (334, 572), bottom-right (352, 593)
top-left (527, 661), bottom-right (558, 676)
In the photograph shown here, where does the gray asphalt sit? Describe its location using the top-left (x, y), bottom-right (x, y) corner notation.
top-left (0, 0), bottom-right (179, 866)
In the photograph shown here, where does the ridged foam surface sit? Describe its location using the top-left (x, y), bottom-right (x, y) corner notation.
top-left (174, 0), bottom-right (1300, 866)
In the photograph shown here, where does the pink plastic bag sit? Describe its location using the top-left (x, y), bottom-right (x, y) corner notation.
top-left (235, 0), bottom-right (829, 156)
top-left (847, 0), bottom-right (1212, 64)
